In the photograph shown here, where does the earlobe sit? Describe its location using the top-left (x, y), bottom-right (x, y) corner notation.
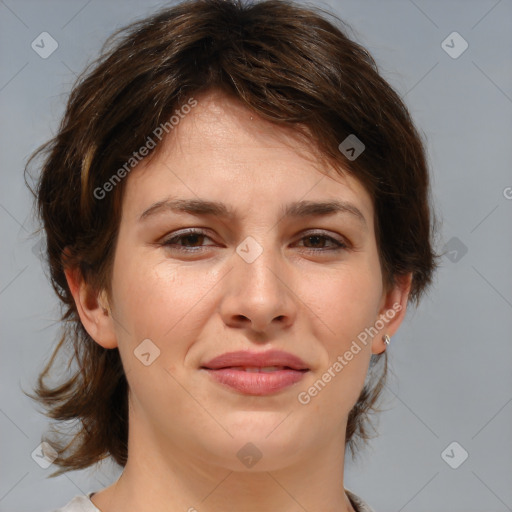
top-left (371, 273), bottom-right (413, 354)
top-left (64, 265), bottom-right (118, 349)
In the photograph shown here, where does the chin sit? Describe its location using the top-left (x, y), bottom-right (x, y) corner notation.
top-left (207, 440), bottom-right (304, 473)
top-left (198, 423), bottom-right (308, 472)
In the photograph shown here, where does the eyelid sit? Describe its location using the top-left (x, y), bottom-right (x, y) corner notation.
top-left (160, 227), bottom-right (351, 253)
top-left (161, 228), bottom-right (214, 246)
top-left (296, 229), bottom-right (350, 248)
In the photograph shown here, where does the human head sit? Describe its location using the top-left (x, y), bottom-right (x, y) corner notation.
top-left (25, 0), bottom-right (437, 477)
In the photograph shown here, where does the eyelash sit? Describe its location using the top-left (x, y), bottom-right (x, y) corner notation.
top-left (160, 229), bottom-right (349, 254)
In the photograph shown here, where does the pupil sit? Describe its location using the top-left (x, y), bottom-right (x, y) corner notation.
top-left (307, 235), bottom-right (323, 247)
top-left (184, 234), bottom-right (202, 246)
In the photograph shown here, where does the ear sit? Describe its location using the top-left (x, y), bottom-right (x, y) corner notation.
top-left (64, 264), bottom-right (118, 349)
top-left (371, 273), bottom-right (412, 355)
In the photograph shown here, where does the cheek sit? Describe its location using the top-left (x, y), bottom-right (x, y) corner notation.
top-left (110, 245), bottom-right (220, 350)
top-left (305, 262), bottom-right (382, 345)
top-left (298, 260), bottom-right (382, 406)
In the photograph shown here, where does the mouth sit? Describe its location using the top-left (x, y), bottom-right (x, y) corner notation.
top-left (201, 367), bottom-right (309, 395)
top-left (200, 350), bottom-right (310, 395)
top-left (223, 366), bottom-right (307, 372)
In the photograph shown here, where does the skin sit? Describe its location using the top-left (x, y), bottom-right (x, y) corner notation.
top-left (66, 89), bottom-right (411, 512)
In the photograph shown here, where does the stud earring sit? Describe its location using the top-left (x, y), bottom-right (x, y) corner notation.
top-left (383, 334), bottom-right (391, 345)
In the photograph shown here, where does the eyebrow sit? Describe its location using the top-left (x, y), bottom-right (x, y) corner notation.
top-left (139, 198), bottom-right (367, 227)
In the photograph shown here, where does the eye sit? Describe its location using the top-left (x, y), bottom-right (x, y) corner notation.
top-left (161, 229), bottom-right (215, 252)
top-left (294, 231), bottom-right (349, 252)
top-left (160, 229), bottom-right (350, 255)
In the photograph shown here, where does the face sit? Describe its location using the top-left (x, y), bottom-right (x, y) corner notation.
top-left (73, 90), bottom-right (409, 472)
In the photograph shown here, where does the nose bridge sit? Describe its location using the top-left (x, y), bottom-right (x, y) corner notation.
top-left (220, 232), bottom-right (296, 332)
top-left (234, 233), bottom-right (284, 301)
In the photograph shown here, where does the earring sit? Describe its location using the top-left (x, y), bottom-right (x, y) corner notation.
top-left (383, 334), bottom-right (390, 346)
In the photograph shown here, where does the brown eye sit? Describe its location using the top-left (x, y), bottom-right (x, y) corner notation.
top-left (161, 229), bottom-right (215, 252)
top-left (296, 232), bottom-right (348, 251)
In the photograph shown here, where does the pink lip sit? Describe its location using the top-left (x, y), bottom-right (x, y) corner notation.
top-left (201, 350), bottom-right (310, 396)
top-left (202, 349), bottom-right (309, 370)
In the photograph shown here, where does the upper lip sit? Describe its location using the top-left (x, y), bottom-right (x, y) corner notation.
top-left (201, 350), bottom-right (309, 371)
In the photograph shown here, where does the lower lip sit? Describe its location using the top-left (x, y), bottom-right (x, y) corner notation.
top-left (203, 368), bottom-right (308, 395)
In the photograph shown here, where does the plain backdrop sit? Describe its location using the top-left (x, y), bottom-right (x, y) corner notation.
top-left (0, 1), bottom-right (511, 511)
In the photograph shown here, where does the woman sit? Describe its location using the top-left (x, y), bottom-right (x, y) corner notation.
top-left (26, 0), bottom-right (437, 510)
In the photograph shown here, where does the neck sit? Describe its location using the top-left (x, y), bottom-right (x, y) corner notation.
top-left (92, 446), bottom-right (357, 511)
top-left (91, 400), bottom-right (357, 512)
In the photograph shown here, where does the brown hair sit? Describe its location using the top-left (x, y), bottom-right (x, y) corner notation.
top-left (24, 0), bottom-right (438, 477)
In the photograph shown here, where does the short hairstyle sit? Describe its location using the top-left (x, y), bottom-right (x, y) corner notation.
top-left (25, 0), bottom-right (438, 477)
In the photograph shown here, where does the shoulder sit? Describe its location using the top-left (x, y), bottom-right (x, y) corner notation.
top-left (51, 493), bottom-right (100, 512)
top-left (346, 489), bottom-right (376, 512)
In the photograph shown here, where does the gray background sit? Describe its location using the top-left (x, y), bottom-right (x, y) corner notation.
top-left (0, 0), bottom-right (511, 511)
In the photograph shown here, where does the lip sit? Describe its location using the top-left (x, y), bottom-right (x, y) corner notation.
top-left (200, 350), bottom-right (310, 396)
top-left (201, 349), bottom-right (309, 371)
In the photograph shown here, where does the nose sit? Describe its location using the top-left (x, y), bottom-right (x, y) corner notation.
top-left (219, 239), bottom-right (297, 336)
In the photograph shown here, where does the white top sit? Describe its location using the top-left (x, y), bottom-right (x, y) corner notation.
top-left (52, 493), bottom-right (99, 512)
top-left (52, 490), bottom-right (376, 511)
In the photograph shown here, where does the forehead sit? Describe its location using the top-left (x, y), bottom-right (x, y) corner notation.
top-left (121, 90), bottom-right (374, 225)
